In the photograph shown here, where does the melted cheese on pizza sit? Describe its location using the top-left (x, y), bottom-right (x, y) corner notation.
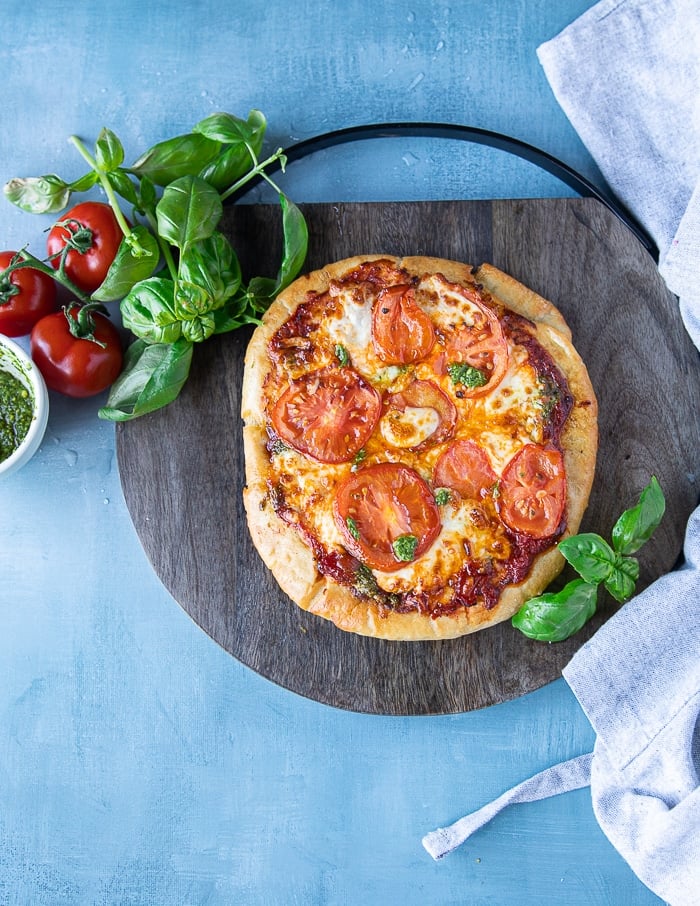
top-left (263, 260), bottom-right (572, 615)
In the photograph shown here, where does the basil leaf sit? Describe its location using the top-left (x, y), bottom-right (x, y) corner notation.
top-left (155, 175), bottom-right (223, 250)
top-left (194, 110), bottom-right (266, 147)
top-left (276, 195), bottom-right (308, 290)
top-left (604, 554), bottom-right (640, 603)
top-left (247, 194), bottom-right (308, 309)
top-left (106, 168), bottom-right (141, 209)
top-left (4, 174), bottom-right (72, 214)
top-left (120, 276), bottom-right (182, 344)
top-left (611, 476), bottom-right (666, 555)
top-left (99, 337), bottom-right (193, 422)
top-left (177, 232), bottom-right (242, 310)
top-left (92, 226), bottom-right (160, 301)
top-left (138, 175), bottom-right (158, 214)
top-left (211, 291), bottom-right (257, 333)
top-left (95, 127), bottom-right (124, 171)
top-left (130, 132), bottom-right (221, 186)
top-left (198, 144), bottom-right (259, 192)
top-left (195, 111), bottom-right (267, 190)
top-left (512, 579), bottom-right (599, 642)
top-left (173, 281), bottom-right (216, 342)
top-left (557, 533), bottom-right (616, 585)
top-left (70, 171), bottom-right (100, 193)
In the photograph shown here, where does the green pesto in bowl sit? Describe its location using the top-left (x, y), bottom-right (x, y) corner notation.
top-left (0, 366), bottom-right (34, 462)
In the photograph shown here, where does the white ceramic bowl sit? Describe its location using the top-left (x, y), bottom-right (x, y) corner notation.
top-left (0, 333), bottom-right (49, 478)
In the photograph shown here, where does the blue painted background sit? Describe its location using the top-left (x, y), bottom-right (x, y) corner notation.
top-left (1, 2), bottom-right (661, 903)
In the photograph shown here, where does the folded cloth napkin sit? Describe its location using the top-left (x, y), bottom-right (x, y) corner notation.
top-left (424, 511), bottom-right (700, 904)
top-left (424, 3), bottom-right (700, 904)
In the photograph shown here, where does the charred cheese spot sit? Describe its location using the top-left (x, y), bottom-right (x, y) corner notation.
top-left (380, 405), bottom-right (441, 448)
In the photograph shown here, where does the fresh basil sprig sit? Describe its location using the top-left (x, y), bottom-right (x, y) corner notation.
top-left (4, 110), bottom-right (309, 421)
top-left (512, 476), bottom-right (665, 642)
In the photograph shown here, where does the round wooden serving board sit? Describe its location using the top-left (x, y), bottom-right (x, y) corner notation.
top-left (116, 198), bottom-right (700, 714)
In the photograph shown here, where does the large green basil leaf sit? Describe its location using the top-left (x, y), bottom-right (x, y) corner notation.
top-left (98, 337), bottom-right (193, 422)
top-left (212, 289), bottom-right (257, 333)
top-left (194, 110), bottom-right (266, 147)
top-left (247, 194), bottom-right (308, 311)
top-left (120, 276), bottom-right (182, 343)
top-left (177, 232), bottom-right (241, 310)
top-left (92, 226), bottom-right (161, 301)
top-left (557, 533), bottom-right (616, 585)
top-left (604, 555), bottom-right (640, 603)
top-left (198, 144), bottom-right (258, 192)
top-left (173, 281), bottom-right (216, 342)
top-left (106, 168), bottom-right (141, 209)
top-left (130, 132), bottom-right (221, 186)
top-left (611, 476), bottom-right (666, 555)
top-left (195, 111), bottom-right (267, 190)
top-left (512, 579), bottom-right (599, 642)
top-left (155, 175), bottom-right (223, 250)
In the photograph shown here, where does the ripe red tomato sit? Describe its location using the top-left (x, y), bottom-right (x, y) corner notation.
top-left (382, 379), bottom-right (457, 451)
top-left (270, 366), bottom-right (381, 463)
top-left (46, 201), bottom-right (123, 294)
top-left (30, 306), bottom-right (123, 397)
top-left (498, 444), bottom-right (566, 538)
top-left (334, 462), bottom-right (441, 572)
top-left (433, 439), bottom-right (497, 500)
top-left (0, 251), bottom-right (58, 337)
top-left (371, 284), bottom-right (436, 364)
top-left (431, 283), bottom-right (508, 396)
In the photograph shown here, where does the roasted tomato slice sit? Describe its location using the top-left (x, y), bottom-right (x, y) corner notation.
top-left (498, 444), bottom-right (566, 538)
top-left (270, 366), bottom-right (381, 464)
top-left (381, 379), bottom-right (457, 451)
top-left (334, 462), bottom-right (441, 572)
top-left (372, 284), bottom-right (436, 364)
top-left (431, 281), bottom-right (508, 395)
top-left (433, 439), bottom-right (498, 500)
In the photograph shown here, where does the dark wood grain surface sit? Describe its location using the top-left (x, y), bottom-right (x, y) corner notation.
top-left (116, 198), bottom-right (700, 714)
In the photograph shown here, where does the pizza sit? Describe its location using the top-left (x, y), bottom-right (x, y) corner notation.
top-left (241, 255), bottom-right (598, 640)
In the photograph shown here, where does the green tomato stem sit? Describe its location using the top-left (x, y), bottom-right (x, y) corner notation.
top-left (69, 134), bottom-right (133, 239)
top-left (13, 249), bottom-right (90, 303)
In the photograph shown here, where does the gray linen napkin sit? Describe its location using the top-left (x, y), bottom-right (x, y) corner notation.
top-left (423, 3), bottom-right (700, 904)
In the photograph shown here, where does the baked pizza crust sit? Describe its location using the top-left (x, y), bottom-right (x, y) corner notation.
top-left (242, 255), bottom-right (598, 641)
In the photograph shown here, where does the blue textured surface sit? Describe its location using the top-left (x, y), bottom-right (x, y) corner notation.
top-left (1, 2), bottom-right (661, 903)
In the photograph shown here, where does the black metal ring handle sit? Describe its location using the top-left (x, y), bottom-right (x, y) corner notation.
top-left (236, 122), bottom-right (659, 262)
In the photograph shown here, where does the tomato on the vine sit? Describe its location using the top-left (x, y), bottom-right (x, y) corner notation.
top-left (0, 250), bottom-right (58, 337)
top-left (46, 201), bottom-right (124, 294)
top-left (30, 304), bottom-right (123, 398)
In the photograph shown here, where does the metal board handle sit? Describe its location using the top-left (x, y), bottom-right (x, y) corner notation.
top-left (234, 122), bottom-right (658, 262)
